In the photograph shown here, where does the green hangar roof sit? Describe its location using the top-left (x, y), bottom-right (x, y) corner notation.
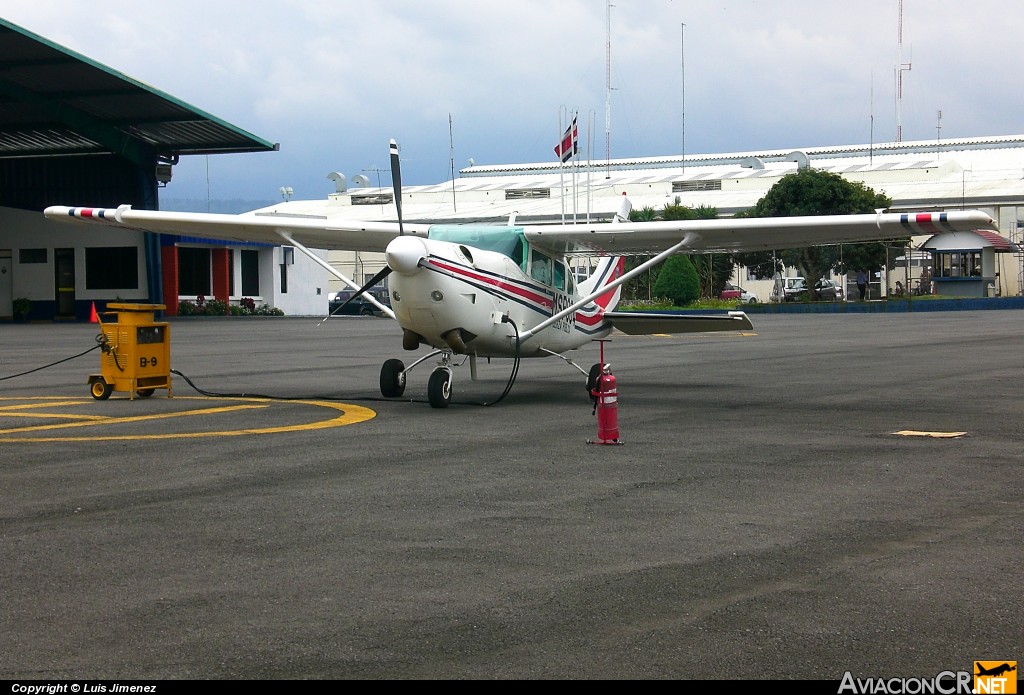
top-left (0, 17), bottom-right (278, 166)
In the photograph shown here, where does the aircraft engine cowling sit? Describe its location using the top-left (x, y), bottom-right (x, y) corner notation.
top-left (386, 236), bottom-right (427, 275)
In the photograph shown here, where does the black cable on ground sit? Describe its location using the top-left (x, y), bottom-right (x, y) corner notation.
top-left (0, 341), bottom-right (101, 380)
top-left (171, 320), bottom-right (523, 407)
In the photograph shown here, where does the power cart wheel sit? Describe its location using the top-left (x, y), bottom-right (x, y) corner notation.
top-left (90, 378), bottom-right (113, 401)
top-left (136, 388), bottom-right (155, 398)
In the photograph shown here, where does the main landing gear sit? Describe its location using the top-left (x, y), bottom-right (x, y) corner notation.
top-left (378, 350), bottom-right (455, 409)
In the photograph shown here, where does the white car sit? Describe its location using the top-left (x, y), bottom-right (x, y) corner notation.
top-left (769, 277), bottom-right (808, 302)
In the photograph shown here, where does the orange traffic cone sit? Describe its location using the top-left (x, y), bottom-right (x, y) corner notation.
top-left (89, 302), bottom-right (99, 323)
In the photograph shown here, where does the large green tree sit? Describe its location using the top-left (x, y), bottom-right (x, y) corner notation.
top-left (732, 169), bottom-right (906, 298)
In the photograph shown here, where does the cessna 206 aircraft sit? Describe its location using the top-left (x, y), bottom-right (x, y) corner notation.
top-left (45, 140), bottom-right (997, 408)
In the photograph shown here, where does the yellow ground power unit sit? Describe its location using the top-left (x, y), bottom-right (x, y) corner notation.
top-left (89, 303), bottom-right (172, 400)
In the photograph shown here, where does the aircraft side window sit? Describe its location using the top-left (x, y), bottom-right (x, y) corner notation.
top-left (552, 260), bottom-right (566, 291)
top-left (531, 249), bottom-right (551, 285)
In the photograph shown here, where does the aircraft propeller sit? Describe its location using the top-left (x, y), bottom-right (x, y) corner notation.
top-left (329, 139), bottom-right (414, 315)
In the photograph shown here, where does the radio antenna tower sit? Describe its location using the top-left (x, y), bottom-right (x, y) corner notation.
top-left (605, 0), bottom-right (612, 177)
top-left (896, 0), bottom-right (912, 142)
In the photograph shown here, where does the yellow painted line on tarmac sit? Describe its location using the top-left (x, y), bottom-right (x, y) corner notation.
top-left (0, 397), bottom-right (376, 442)
top-left (0, 403), bottom-right (268, 435)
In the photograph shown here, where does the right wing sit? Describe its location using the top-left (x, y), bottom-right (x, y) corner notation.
top-left (43, 204), bottom-right (431, 252)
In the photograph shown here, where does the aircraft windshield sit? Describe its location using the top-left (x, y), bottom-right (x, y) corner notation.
top-left (427, 225), bottom-right (527, 269)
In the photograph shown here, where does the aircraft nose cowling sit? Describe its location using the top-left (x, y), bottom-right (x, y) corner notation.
top-left (386, 236), bottom-right (427, 275)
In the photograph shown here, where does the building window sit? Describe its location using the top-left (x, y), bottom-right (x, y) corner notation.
top-left (934, 251), bottom-right (982, 278)
top-left (85, 247), bottom-right (138, 290)
top-left (178, 247), bottom-right (211, 295)
top-left (19, 248), bottom-right (47, 264)
top-left (241, 250), bottom-right (259, 296)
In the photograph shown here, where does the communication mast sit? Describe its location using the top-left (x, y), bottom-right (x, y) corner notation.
top-left (605, 0), bottom-right (612, 177)
top-left (895, 0), bottom-right (912, 142)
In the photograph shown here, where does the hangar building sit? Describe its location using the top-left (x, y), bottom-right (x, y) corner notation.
top-left (0, 18), bottom-right (327, 322)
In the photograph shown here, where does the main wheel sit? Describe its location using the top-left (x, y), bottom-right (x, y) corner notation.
top-left (427, 369), bottom-right (452, 409)
top-left (380, 359), bottom-right (406, 397)
top-left (90, 378), bottom-right (112, 401)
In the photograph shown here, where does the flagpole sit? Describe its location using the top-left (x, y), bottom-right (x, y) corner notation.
top-left (558, 107), bottom-right (566, 223)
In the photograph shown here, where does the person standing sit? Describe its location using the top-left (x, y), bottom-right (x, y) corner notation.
top-left (856, 270), bottom-right (868, 300)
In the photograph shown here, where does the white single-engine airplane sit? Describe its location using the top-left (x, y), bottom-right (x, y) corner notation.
top-left (45, 140), bottom-right (997, 407)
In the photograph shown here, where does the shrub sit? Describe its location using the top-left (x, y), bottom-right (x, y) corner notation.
top-left (203, 298), bottom-right (228, 316)
top-left (652, 256), bottom-right (701, 306)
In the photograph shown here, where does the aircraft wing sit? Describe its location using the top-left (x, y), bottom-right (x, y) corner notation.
top-left (523, 210), bottom-right (999, 256)
top-left (43, 205), bottom-right (430, 252)
top-left (604, 310), bottom-right (754, 335)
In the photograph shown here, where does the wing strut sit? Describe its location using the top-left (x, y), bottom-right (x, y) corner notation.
top-left (277, 231), bottom-right (396, 320)
top-left (518, 232), bottom-right (699, 343)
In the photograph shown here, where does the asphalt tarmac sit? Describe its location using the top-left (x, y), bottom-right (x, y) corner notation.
top-left (1, 311), bottom-right (1021, 679)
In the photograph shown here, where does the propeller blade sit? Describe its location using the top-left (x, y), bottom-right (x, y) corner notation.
top-left (330, 266), bottom-right (392, 316)
top-left (390, 139), bottom-right (404, 236)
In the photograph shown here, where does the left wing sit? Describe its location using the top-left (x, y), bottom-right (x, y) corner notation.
top-left (523, 210), bottom-right (999, 256)
top-left (43, 204), bottom-right (430, 252)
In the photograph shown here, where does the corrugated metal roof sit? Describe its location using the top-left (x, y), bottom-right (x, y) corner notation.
top-left (0, 18), bottom-right (278, 164)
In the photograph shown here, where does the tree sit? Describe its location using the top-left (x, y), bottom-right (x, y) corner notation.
top-left (731, 168), bottom-right (906, 298)
top-left (652, 255), bottom-right (700, 306)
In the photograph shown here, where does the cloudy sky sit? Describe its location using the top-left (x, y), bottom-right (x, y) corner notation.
top-left (6, 1), bottom-right (1022, 203)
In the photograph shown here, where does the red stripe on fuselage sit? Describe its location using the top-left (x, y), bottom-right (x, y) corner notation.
top-left (427, 258), bottom-right (553, 309)
top-left (425, 257), bottom-right (609, 330)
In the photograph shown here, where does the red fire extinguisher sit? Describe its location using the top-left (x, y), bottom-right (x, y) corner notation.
top-left (590, 363), bottom-right (622, 445)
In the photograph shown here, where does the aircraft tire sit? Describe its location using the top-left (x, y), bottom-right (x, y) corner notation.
top-left (380, 359), bottom-right (406, 398)
top-left (427, 369), bottom-right (452, 408)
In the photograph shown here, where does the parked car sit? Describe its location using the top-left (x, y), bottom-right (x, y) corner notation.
top-left (814, 278), bottom-right (844, 301)
top-left (719, 283), bottom-right (759, 303)
top-left (769, 277), bottom-right (808, 302)
top-left (329, 290), bottom-right (390, 316)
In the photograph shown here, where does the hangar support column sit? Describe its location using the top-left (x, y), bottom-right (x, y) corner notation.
top-left (160, 244), bottom-right (179, 316)
top-left (212, 248), bottom-right (230, 315)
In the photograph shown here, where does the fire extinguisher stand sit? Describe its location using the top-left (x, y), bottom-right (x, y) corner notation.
top-left (588, 339), bottom-right (623, 445)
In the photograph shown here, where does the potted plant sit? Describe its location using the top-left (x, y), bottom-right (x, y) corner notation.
top-left (13, 297), bottom-right (31, 322)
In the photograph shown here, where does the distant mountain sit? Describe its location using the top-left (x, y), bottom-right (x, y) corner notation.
top-left (159, 198), bottom-right (276, 214)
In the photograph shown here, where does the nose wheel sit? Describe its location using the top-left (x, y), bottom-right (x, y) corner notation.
top-left (427, 368), bottom-right (453, 408)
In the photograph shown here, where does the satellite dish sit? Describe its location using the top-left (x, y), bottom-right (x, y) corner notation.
top-left (326, 171), bottom-right (347, 193)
